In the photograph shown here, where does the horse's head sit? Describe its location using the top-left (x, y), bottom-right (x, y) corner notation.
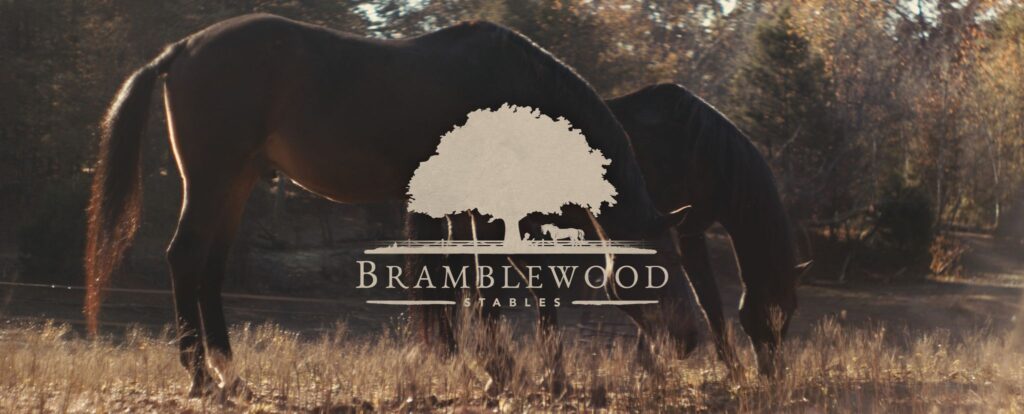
top-left (610, 240), bottom-right (705, 357)
top-left (588, 207), bottom-right (704, 356)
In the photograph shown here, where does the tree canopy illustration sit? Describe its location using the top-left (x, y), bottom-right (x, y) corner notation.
top-left (407, 104), bottom-right (617, 243)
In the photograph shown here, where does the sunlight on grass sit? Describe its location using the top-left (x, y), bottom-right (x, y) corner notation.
top-left (0, 317), bottom-right (1021, 412)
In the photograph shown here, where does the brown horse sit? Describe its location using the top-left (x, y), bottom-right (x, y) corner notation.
top-left (607, 83), bottom-right (810, 375)
top-left (84, 14), bottom-right (692, 396)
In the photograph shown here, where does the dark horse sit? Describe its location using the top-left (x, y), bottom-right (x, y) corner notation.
top-left (84, 14), bottom-right (692, 396)
top-left (607, 83), bottom-right (809, 375)
top-left (417, 84), bottom-right (808, 376)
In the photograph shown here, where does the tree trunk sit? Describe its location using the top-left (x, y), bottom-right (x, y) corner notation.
top-left (502, 218), bottom-right (521, 244)
top-left (273, 172), bottom-right (288, 232)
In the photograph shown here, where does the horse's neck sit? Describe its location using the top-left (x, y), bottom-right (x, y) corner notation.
top-left (602, 197), bottom-right (658, 239)
top-left (721, 212), bottom-right (796, 283)
top-left (704, 125), bottom-right (796, 279)
top-left (493, 30), bottom-right (659, 238)
top-left (717, 174), bottom-right (796, 275)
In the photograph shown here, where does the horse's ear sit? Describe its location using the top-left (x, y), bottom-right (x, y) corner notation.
top-left (795, 260), bottom-right (813, 277)
top-left (649, 205), bottom-right (690, 234)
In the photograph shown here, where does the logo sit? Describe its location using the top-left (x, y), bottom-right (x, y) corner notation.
top-left (367, 104), bottom-right (654, 255)
top-left (357, 105), bottom-right (667, 308)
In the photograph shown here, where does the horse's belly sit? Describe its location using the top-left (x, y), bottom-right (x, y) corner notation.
top-left (263, 93), bottom-right (468, 204)
top-left (265, 132), bottom-right (418, 204)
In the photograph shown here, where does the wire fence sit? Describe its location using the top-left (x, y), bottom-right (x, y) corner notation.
top-left (0, 280), bottom-right (639, 340)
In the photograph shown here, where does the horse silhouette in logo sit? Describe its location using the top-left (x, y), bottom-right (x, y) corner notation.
top-left (540, 224), bottom-right (585, 245)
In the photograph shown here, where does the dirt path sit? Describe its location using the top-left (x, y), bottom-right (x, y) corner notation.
top-left (707, 231), bottom-right (1024, 339)
top-left (1, 232), bottom-right (1021, 345)
top-left (960, 232), bottom-right (1024, 286)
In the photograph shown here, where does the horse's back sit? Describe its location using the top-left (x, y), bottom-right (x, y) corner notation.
top-left (163, 15), bottom-right (347, 159)
top-left (162, 15), bottom-right (630, 208)
top-left (163, 14), bottom-right (418, 198)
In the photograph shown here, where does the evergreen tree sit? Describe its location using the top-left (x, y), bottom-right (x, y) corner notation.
top-left (730, 8), bottom-right (845, 220)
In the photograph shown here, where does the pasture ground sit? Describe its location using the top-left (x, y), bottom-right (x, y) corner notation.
top-left (1, 231), bottom-right (1022, 412)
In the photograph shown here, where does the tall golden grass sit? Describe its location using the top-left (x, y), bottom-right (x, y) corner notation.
top-left (0, 316), bottom-right (1021, 412)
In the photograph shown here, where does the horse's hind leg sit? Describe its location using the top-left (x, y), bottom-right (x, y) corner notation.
top-left (197, 171), bottom-right (258, 395)
top-left (166, 163), bottom-right (257, 397)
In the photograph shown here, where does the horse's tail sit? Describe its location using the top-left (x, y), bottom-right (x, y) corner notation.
top-left (84, 41), bottom-right (185, 335)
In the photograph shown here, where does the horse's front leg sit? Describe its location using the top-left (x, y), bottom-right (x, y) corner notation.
top-left (454, 213), bottom-right (516, 398)
top-left (470, 254), bottom-right (516, 398)
top-left (677, 233), bottom-right (741, 377)
top-left (509, 256), bottom-right (567, 396)
top-left (406, 213), bottom-right (458, 354)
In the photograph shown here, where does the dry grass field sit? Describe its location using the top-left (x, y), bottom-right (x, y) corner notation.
top-left (4, 1), bottom-right (1024, 412)
top-left (2, 233), bottom-right (1024, 412)
top-left (1, 314), bottom-right (1022, 413)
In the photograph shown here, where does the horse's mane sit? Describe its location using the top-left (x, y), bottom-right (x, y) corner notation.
top-left (659, 84), bottom-right (800, 277)
top-left (300, 19), bottom-right (658, 231)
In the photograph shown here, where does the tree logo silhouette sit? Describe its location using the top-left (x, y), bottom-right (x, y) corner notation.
top-left (407, 104), bottom-right (617, 246)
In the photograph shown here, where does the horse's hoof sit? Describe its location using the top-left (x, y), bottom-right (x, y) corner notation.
top-left (757, 360), bottom-right (784, 378)
top-left (188, 379), bottom-right (219, 399)
top-left (754, 349), bottom-right (784, 378)
top-left (541, 369), bottom-right (571, 398)
top-left (634, 350), bottom-right (660, 375)
top-left (549, 380), bottom-right (572, 398)
top-left (188, 370), bottom-right (217, 399)
top-left (187, 385), bottom-right (204, 399)
top-left (724, 363), bottom-right (745, 383)
top-left (588, 383), bottom-right (608, 408)
top-left (484, 378), bottom-right (502, 398)
top-left (225, 377), bottom-right (254, 401)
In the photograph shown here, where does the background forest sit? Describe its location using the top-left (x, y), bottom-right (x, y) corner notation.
top-left (2, 0), bottom-right (1023, 290)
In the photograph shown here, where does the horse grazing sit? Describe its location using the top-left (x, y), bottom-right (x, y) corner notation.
top-left (84, 14), bottom-right (693, 397)
top-left (607, 83), bottom-right (810, 375)
top-left (540, 223), bottom-right (585, 244)
top-left (416, 84), bottom-right (807, 377)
